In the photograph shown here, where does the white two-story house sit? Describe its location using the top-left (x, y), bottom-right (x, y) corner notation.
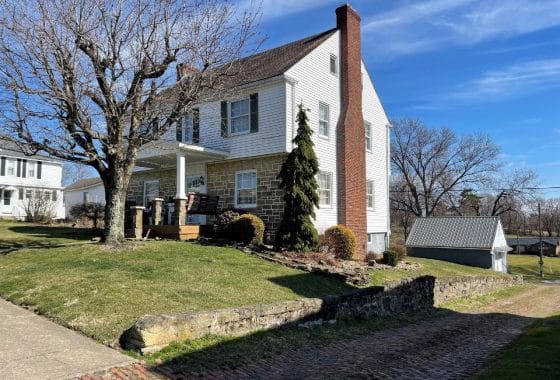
top-left (0, 142), bottom-right (65, 220)
top-left (129, 5), bottom-right (391, 257)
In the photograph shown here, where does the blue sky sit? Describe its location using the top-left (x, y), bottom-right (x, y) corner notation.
top-left (242, 0), bottom-right (560, 193)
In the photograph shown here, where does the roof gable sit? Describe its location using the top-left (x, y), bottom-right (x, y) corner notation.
top-left (65, 177), bottom-right (103, 191)
top-left (406, 216), bottom-right (500, 250)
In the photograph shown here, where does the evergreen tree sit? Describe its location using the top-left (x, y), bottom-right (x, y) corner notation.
top-left (275, 103), bottom-right (320, 252)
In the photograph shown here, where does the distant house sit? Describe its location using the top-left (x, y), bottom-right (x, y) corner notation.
top-left (64, 177), bottom-right (105, 216)
top-left (507, 237), bottom-right (559, 256)
top-left (406, 216), bottom-right (511, 273)
top-left (0, 142), bottom-right (65, 220)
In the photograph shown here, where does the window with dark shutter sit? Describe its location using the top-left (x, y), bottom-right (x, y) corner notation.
top-left (176, 119), bottom-right (183, 142)
top-left (37, 161), bottom-right (42, 179)
top-left (52, 190), bottom-right (57, 202)
top-left (193, 108), bottom-right (200, 144)
top-left (250, 93), bottom-right (259, 133)
top-left (16, 159), bottom-right (21, 177)
top-left (22, 160), bottom-right (27, 178)
top-left (19, 188), bottom-right (23, 200)
top-left (220, 101), bottom-right (228, 137)
top-left (0, 157), bottom-right (5, 176)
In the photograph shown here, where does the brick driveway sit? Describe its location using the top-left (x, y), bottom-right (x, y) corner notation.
top-left (85, 284), bottom-right (560, 380)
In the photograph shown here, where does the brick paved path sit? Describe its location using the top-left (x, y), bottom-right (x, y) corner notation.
top-left (84, 284), bottom-right (560, 380)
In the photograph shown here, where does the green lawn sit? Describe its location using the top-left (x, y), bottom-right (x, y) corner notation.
top-left (508, 254), bottom-right (560, 282)
top-left (478, 314), bottom-right (560, 379)
top-left (0, 222), bottom-right (352, 345)
top-left (368, 256), bottom-right (504, 285)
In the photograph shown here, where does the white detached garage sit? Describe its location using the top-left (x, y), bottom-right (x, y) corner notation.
top-left (406, 216), bottom-right (512, 273)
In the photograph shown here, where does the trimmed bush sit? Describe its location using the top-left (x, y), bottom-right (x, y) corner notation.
top-left (230, 214), bottom-right (265, 245)
top-left (214, 210), bottom-right (241, 239)
top-left (69, 202), bottom-right (104, 228)
top-left (383, 250), bottom-right (400, 267)
top-left (323, 225), bottom-right (357, 260)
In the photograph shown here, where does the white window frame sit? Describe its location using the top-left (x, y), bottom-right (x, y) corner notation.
top-left (229, 98), bottom-right (251, 136)
top-left (181, 114), bottom-right (194, 144)
top-left (366, 180), bottom-right (375, 210)
top-left (143, 180), bottom-right (160, 207)
top-left (6, 159), bottom-right (15, 176)
top-left (234, 170), bottom-right (257, 208)
top-left (365, 121), bottom-right (372, 152)
top-left (3, 190), bottom-right (12, 205)
top-left (367, 233), bottom-right (373, 244)
top-left (318, 171), bottom-right (332, 207)
top-left (330, 54), bottom-right (338, 76)
top-left (27, 161), bottom-right (36, 178)
top-left (318, 102), bottom-right (330, 138)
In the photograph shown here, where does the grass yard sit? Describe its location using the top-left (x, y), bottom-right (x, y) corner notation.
top-left (368, 256), bottom-right (504, 285)
top-left (508, 254), bottom-right (560, 282)
top-left (0, 222), bottom-right (352, 345)
top-left (478, 314), bottom-right (560, 379)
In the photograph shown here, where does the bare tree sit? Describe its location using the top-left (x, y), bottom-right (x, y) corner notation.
top-left (63, 162), bottom-right (95, 187)
top-left (390, 118), bottom-right (500, 217)
top-left (22, 190), bottom-right (55, 223)
top-left (390, 179), bottom-right (416, 239)
top-left (0, 0), bottom-right (260, 243)
top-left (483, 168), bottom-right (539, 216)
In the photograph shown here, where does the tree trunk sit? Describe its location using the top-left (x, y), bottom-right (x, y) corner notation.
top-left (101, 165), bottom-right (132, 244)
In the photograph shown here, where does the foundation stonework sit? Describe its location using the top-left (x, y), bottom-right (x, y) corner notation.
top-left (207, 154), bottom-right (286, 240)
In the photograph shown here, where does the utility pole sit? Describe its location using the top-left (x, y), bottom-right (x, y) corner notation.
top-left (538, 202), bottom-right (544, 278)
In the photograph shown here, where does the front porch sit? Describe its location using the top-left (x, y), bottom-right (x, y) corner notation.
top-left (127, 142), bottom-right (229, 240)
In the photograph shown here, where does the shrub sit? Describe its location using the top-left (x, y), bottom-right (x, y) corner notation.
top-left (230, 214), bottom-right (265, 245)
top-left (323, 225), bottom-right (357, 260)
top-left (383, 250), bottom-right (400, 267)
top-left (366, 252), bottom-right (383, 264)
top-left (69, 202), bottom-right (105, 228)
top-left (389, 239), bottom-right (407, 259)
top-left (214, 210), bottom-right (241, 239)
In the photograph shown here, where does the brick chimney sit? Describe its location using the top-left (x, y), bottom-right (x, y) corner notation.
top-left (336, 4), bottom-right (367, 260)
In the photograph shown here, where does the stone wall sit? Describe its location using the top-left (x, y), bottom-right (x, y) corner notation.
top-left (127, 168), bottom-right (176, 205)
top-left (207, 154), bottom-right (286, 241)
top-left (122, 274), bottom-right (522, 353)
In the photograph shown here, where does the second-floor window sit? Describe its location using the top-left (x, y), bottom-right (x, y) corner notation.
top-left (6, 159), bottom-right (15, 176)
top-left (330, 54), bottom-right (338, 75)
top-left (230, 99), bottom-right (250, 135)
top-left (318, 171), bottom-right (332, 206)
top-left (27, 161), bottom-right (36, 178)
top-left (319, 102), bottom-right (330, 138)
top-left (367, 180), bottom-right (375, 210)
top-left (365, 122), bottom-right (372, 151)
top-left (181, 114), bottom-right (193, 143)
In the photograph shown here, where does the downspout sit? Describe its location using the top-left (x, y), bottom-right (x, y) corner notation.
top-left (385, 122), bottom-right (392, 250)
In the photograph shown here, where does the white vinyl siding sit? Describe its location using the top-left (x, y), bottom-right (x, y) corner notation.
top-left (318, 171), bottom-right (332, 207)
top-left (230, 98), bottom-right (250, 135)
top-left (367, 180), bottom-right (374, 210)
top-left (235, 170), bottom-right (257, 208)
top-left (318, 102), bottom-right (330, 138)
top-left (365, 121), bottom-right (372, 152)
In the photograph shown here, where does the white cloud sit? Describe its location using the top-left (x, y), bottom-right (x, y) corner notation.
top-left (362, 0), bottom-right (560, 59)
top-left (451, 58), bottom-right (560, 102)
top-left (237, 0), bottom-right (339, 22)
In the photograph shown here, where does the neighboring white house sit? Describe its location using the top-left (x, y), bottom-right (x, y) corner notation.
top-left (128, 5), bottom-right (391, 256)
top-left (0, 143), bottom-right (65, 220)
top-left (64, 177), bottom-right (105, 216)
top-left (406, 216), bottom-right (512, 273)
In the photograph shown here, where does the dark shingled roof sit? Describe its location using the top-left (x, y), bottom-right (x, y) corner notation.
top-left (0, 137), bottom-right (60, 162)
top-left (218, 28), bottom-right (337, 88)
top-left (65, 177), bottom-right (103, 191)
top-left (406, 216), bottom-right (501, 250)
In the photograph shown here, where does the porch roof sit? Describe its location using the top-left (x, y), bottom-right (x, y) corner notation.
top-left (136, 142), bottom-right (228, 169)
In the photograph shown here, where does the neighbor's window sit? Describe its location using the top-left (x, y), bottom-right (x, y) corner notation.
top-left (235, 170), bottom-right (257, 208)
top-left (318, 171), bottom-right (332, 206)
top-left (230, 98), bottom-right (250, 135)
top-left (25, 189), bottom-right (32, 199)
top-left (6, 159), bottom-right (15, 176)
top-left (365, 122), bottom-right (372, 151)
top-left (318, 102), bottom-right (330, 138)
top-left (366, 180), bottom-right (374, 210)
top-left (330, 54), bottom-right (338, 75)
top-left (3, 190), bottom-right (12, 205)
top-left (27, 161), bottom-right (36, 177)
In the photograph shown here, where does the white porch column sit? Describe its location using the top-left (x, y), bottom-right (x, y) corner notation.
top-left (176, 152), bottom-right (187, 199)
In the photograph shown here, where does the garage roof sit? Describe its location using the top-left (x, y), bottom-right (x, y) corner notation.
top-left (406, 216), bottom-right (500, 250)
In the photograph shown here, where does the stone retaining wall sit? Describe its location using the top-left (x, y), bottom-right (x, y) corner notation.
top-left (122, 274), bottom-right (523, 353)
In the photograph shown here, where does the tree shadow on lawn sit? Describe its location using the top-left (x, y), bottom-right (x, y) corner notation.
top-left (125, 277), bottom-right (540, 378)
top-left (0, 225), bottom-right (100, 255)
top-left (267, 273), bottom-right (356, 298)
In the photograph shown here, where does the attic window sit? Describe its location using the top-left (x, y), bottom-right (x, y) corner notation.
top-left (330, 54), bottom-right (338, 75)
